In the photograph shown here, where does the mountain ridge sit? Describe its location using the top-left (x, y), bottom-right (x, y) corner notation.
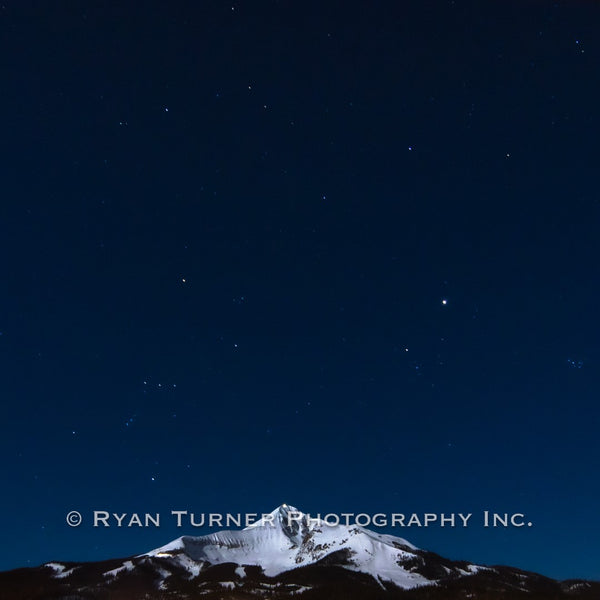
top-left (1, 504), bottom-right (599, 600)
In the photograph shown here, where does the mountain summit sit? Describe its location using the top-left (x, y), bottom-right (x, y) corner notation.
top-left (244, 503), bottom-right (310, 543)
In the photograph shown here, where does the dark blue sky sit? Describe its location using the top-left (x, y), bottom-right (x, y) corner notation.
top-left (1, 0), bottom-right (599, 582)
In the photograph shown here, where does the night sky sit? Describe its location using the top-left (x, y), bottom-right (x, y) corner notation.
top-left (1, 0), bottom-right (599, 582)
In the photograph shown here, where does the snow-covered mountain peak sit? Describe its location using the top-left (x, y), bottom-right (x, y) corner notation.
top-left (243, 504), bottom-right (309, 543)
top-left (144, 504), bottom-right (433, 589)
top-left (244, 503), bottom-right (301, 528)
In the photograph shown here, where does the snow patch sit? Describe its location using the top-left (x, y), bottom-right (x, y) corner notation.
top-left (235, 565), bottom-right (246, 578)
top-left (45, 563), bottom-right (77, 579)
top-left (104, 560), bottom-right (134, 578)
top-left (173, 553), bottom-right (202, 578)
top-left (45, 563), bottom-right (65, 574)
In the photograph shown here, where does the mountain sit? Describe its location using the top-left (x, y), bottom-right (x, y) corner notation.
top-left (1, 504), bottom-right (598, 600)
top-left (145, 504), bottom-right (432, 589)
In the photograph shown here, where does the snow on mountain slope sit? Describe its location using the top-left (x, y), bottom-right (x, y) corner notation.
top-left (145, 504), bottom-right (435, 589)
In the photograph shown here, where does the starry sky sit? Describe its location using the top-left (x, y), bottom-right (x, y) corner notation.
top-left (1, 0), bottom-right (599, 582)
